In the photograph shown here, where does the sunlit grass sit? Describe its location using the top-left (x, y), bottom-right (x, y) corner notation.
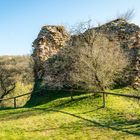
top-left (0, 88), bottom-right (140, 140)
top-left (1, 83), bottom-right (33, 108)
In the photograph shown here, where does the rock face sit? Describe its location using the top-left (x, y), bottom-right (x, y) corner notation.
top-left (97, 19), bottom-right (140, 88)
top-left (32, 26), bottom-right (70, 80)
top-left (32, 19), bottom-right (140, 89)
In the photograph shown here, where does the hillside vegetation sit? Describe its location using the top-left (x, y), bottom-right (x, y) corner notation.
top-left (0, 55), bottom-right (33, 107)
top-left (0, 55), bottom-right (34, 84)
top-left (0, 87), bottom-right (140, 140)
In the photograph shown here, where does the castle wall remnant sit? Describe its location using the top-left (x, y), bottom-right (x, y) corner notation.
top-left (32, 19), bottom-right (140, 89)
top-left (32, 26), bottom-right (70, 80)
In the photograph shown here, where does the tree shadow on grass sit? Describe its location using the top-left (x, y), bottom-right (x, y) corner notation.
top-left (0, 107), bottom-right (14, 111)
top-left (32, 107), bottom-right (140, 136)
top-left (77, 106), bottom-right (103, 114)
top-left (1, 104), bottom-right (139, 137)
top-left (0, 96), bottom-right (92, 121)
top-left (25, 89), bottom-right (91, 107)
top-left (1, 92), bottom-right (140, 137)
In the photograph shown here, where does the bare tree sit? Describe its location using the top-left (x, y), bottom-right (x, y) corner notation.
top-left (42, 21), bottom-right (129, 91)
top-left (0, 65), bottom-right (16, 102)
top-left (117, 9), bottom-right (135, 21)
top-left (68, 35), bottom-right (128, 90)
top-left (70, 19), bottom-right (94, 35)
top-left (66, 22), bottom-right (129, 90)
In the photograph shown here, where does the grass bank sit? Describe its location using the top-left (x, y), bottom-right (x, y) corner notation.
top-left (0, 87), bottom-right (140, 140)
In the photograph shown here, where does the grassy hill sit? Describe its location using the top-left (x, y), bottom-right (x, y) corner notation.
top-left (0, 88), bottom-right (140, 140)
top-left (0, 55), bottom-right (34, 107)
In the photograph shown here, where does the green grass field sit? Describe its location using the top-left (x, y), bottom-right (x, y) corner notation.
top-left (0, 88), bottom-right (140, 140)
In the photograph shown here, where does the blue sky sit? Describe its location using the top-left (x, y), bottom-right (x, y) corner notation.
top-left (0, 0), bottom-right (140, 55)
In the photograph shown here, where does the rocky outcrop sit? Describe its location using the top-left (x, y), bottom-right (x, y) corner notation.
top-left (32, 19), bottom-right (140, 89)
top-left (32, 26), bottom-right (70, 79)
top-left (96, 19), bottom-right (140, 88)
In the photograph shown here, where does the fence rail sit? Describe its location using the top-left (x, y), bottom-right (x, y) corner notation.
top-left (0, 89), bottom-right (140, 108)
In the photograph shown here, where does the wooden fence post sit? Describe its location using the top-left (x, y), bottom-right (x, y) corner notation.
top-left (70, 90), bottom-right (74, 100)
top-left (103, 92), bottom-right (106, 108)
top-left (13, 97), bottom-right (16, 108)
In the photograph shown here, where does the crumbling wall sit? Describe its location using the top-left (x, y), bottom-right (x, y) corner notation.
top-left (32, 19), bottom-right (140, 89)
top-left (32, 26), bottom-right (70, 80)
top-left (97, 19), bottom-right (140, 88)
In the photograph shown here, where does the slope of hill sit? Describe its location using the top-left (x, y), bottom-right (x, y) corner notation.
top-left (0, 88), bottom-right (140, 140)
top-left (0, 55), bottom-right (33, 107)
top-left (0, 55), bottom-right (34, 84)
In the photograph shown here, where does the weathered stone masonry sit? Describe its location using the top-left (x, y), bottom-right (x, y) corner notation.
top-left (32, 26), bottom-right (70, 80)
top-left (32, 19), bottom-right (140, 89)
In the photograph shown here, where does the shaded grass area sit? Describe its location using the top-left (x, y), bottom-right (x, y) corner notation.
top-left (25, 89), bottom-right (89, 107)
top-left (0, 87), bottom-right (140, 140)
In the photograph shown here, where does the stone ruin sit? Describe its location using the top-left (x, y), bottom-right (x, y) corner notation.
top-left (32, 26), bottom-right (70, 80)
top-left (32, 19), bottom-right (140, 89)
